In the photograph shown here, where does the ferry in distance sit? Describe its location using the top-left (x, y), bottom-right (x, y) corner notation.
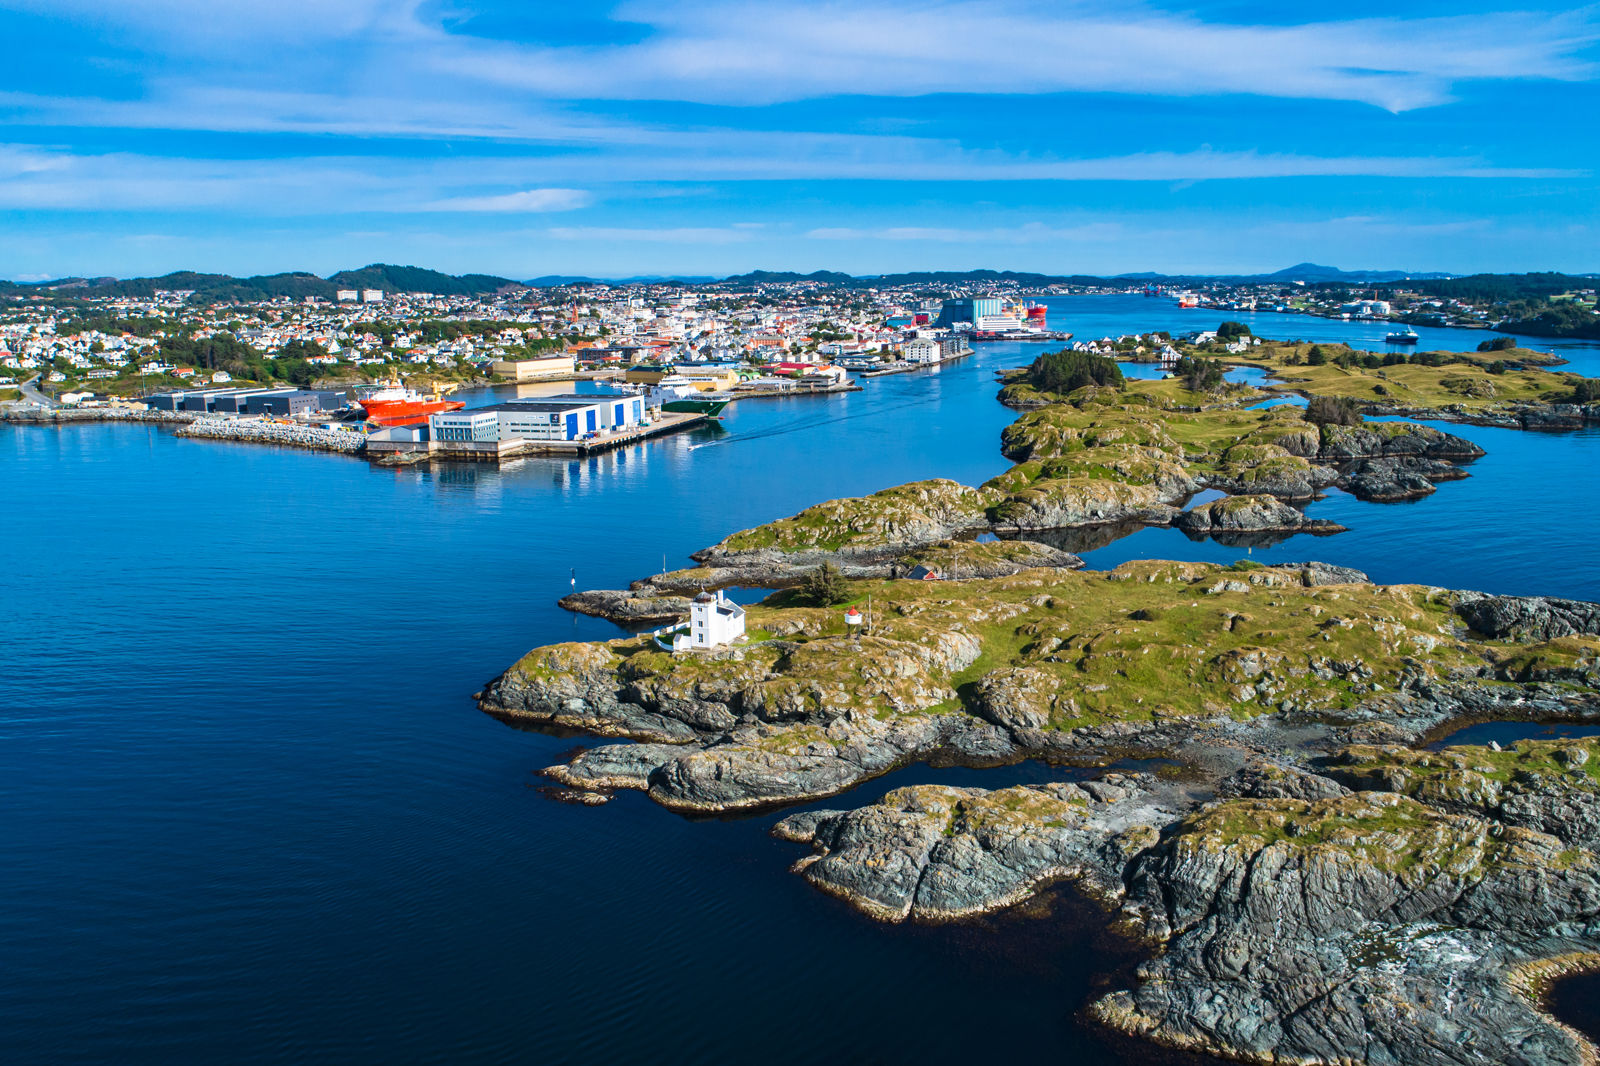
top-left (1385, 328), bottom-right (1420, 345)
top-left (356, 380), bottom-right (466, 426)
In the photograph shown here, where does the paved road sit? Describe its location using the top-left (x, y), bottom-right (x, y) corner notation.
top-left (17, 374), bottom-right (55, 407)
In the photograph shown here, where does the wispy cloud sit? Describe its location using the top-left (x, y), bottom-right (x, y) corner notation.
top-left (425, 188), bottom-right (593, 212)
top-left (431, 1), bottom-right (1599, 112)
top-left (0, 142), bottom-right (1571, 216)
top-left (0, 0), bottom-right (1594, 276)
top-left (807, 222), bottom-right (1129, 243)
top-left (0, 140), bottom-right (1578, 217)
top-left (4, 1), bottom-right (1594, 115)
top-left (545, 226), bottom-right (760, 244)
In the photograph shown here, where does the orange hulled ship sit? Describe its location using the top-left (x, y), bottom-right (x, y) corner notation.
top-left (356, 380), bottom-right (466, 426)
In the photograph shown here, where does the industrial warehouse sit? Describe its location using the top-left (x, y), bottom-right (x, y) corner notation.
top-left (141, 386), bottom-right (352, 416)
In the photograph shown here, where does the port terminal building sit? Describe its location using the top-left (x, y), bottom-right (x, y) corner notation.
top-left (429, 395), bottom-right (647, 443)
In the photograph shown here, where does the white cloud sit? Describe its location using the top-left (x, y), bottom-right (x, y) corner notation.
top-left (3, 1), bottom-right (1593, 114)
top-left (429, 1), bottom-right (1599, 112)
top-left (807, 222), bottom-right (1129, 243)
top-left (545, 226), bottom-right (760, 244)
top-left (0, 142), bottom-right (1575, 217)
top-left (425, 188), bottom-right (593, 212)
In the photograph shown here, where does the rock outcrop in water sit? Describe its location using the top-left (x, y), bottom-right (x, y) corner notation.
top-left (482, 554), bottom-right (1600, 1066)
top-left (1175, 494), bottom-right (1345, 539)
top-left (694, 384), bottom-right (1487, 570)
top-left (557, 589), bottom-right (693, 626)
top-left (482, 365), bottom-right (1600, 1066)
top-left (774, 775), bottom-right (1175, 921)
top-left (660, 536), bottom-right (1083, 595)
top-left (1093, 791), bottom-right (1600, 1066)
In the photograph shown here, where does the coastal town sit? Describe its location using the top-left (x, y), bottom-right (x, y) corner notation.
top-left (5, 266), bottom-right (1594, 462)
top-left (0, 270), bottom-right (1042, 409)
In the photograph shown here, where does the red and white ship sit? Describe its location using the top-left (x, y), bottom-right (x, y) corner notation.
top-left (356, 381), bottom-right (465, 426)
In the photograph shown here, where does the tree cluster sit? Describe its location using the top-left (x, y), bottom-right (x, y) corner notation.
top-left (1174, 355), bottom-right (1225, 392)
top-left (1026, 349), bottom-right (1124, 394)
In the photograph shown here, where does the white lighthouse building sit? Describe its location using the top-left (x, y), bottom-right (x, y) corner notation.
top-left (674, 589), bottom-right (746, 651)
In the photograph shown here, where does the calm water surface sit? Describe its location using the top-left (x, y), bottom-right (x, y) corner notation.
top-left (3, 297), bottom-right (1597, 1063)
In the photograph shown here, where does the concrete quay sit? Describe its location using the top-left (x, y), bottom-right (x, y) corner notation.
top-left (858, 348), bottom-right (974, 377)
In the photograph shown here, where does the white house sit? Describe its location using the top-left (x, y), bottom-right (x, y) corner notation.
top-left (675, 589), bottom-right (745, 651)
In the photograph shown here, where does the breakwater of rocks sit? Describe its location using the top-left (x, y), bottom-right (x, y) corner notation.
top-left (176, 418), bottom-right (367, 454)
top-left (0, 406), bottom-right (196, 426)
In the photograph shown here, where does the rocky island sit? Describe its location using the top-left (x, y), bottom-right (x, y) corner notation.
top-left (478, 350), bottom-right (1600, 1066)
top-left (1215, 340), bottom-right (1600, 430)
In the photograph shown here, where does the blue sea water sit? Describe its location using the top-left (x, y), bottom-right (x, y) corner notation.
top-left (2, 298), bottom-right (1598, 1064)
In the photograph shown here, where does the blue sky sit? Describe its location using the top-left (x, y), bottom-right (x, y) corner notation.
top-left (1, 0), bottom-right (1597, 280)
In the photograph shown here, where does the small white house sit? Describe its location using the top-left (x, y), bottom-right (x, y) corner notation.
top-left (675, 589), bottom-right (745, 651)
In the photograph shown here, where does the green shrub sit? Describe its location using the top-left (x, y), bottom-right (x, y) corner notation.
top-left (798, 562), bottom-right (851, 606)
top-left (1305, 395), bottom-right (1364, 425)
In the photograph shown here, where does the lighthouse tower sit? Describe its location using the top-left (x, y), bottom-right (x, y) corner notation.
top-left (686, 588), bottom-right (746, 650)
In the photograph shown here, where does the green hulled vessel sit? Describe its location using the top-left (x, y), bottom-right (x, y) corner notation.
top-left (661, 397), bottom-right (731, 416)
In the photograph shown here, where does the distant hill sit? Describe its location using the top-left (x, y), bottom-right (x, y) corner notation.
top-left (526, 275), bottom-right (608, 287)
top-left (27, 262), bottom-right (1587, 303)
top-left (718, 269), bottom-right (857, 286)
top-left (4, 264), bottom-right (521, 302)
top-left (326, 264), bottom-right (519, 297)
top-left (1263, 262), bottom-right (1456, 284)
top-left (526, 275), bottom-right (719, 286)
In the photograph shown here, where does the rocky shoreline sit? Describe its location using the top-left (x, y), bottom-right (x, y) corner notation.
top-left (481, 563), bottom-right (1600, 1064)
top-left (1360, 399), bottom-right (1600, 430)
top-left (476, 365), bottom-right (1600, 1065)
